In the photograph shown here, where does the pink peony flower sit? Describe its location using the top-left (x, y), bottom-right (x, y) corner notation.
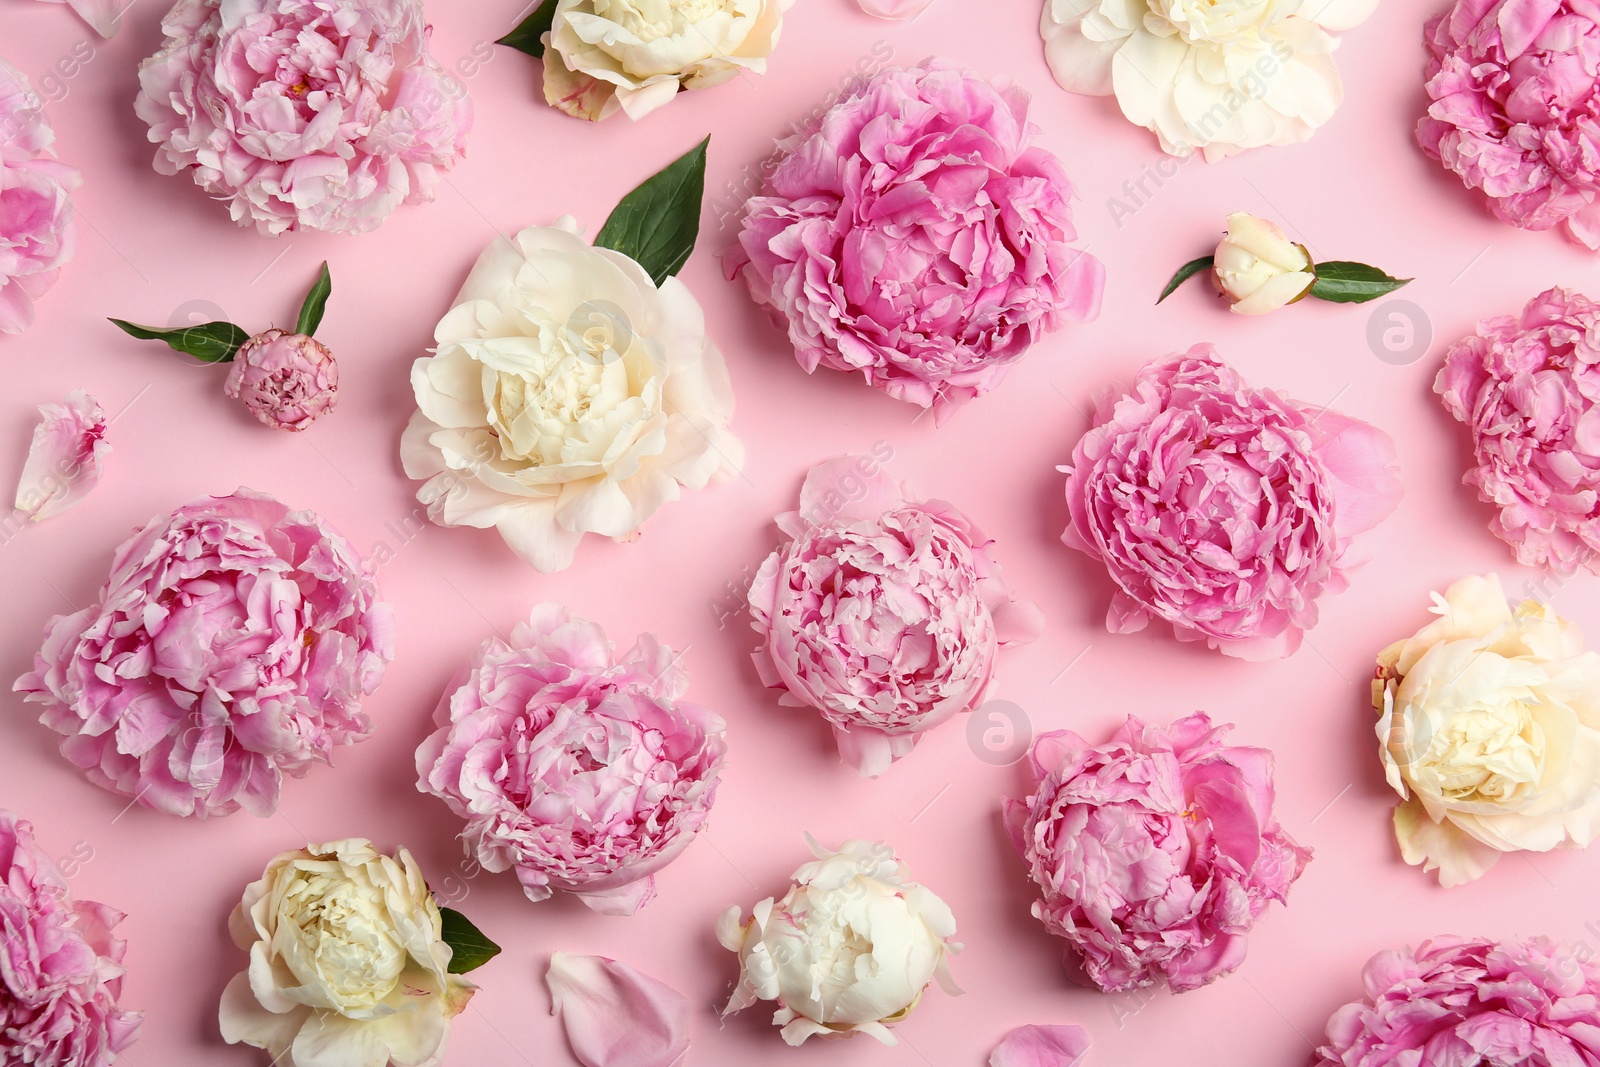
top-left (1417, 0), bottom-right (1600, 248)
top-left (1003, 713), bottom-right (1310, 993)
top-left (0, 58), bottom-right (81, 336)
top-left (14, 389), bottom-right (109, 522)
top-left (1436, 287), bottom-right (1600, 572)
top-left (415, 604), bottom-right (726, 916)
top-left (0, 810), bottom-right (142, 1067)
top-left (135, 0), bottom-right (472, 236)
top-left (14, 489), bottom-right (394, 818)
top-left (727, 59), bottom-right (1104, 422)
top-left (1317, 936), bottom-right (1600, 1066)
top-left (224, 329), bottom-right (338, 432)
top-left (1060, 347), bottom-right (1403, 660)
top-left (748, 454), bottom-right (1042, 778)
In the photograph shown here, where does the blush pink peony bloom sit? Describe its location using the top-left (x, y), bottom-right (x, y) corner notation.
top-left (135, 0), bottom-right (472, 236)
top-left (1436, 287), bottom-right (1600, 572)
top-left (1317, 936), bottom-right (1600, 1066)
top-left (727, 59), bottom-right (1104, 422)
top-left (748, 454), bottom-right (1043, 778)
top-left (415, 604), bottom-right (726, 916)
top-left (1418, 0), bottom-right (1600, 247)
top-left (224, 329), bottom-right (338, 432)
top-left (0, 810), bottom-right (142, 1067)
top-left (1003, 713), bottom-right (1310, 993)
top-left (15, 489), bottom-right (394, 818)
top-left (1060, 347), bottom-right (1403, 660)
top-left (0, 58), bottom-right (81, 336)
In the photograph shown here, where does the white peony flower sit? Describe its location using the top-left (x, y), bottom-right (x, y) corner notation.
top-left (543, 0), bottom-right (796, 122)
top-left (717, 837), bottom-right (960, 1046)
top-left (401, 218), bottom-right (743, 573)
top-left (1040, 0), bottom-right (1376, 160)
top-left (1374, 574), bottom-right (1600, 887)
top-left (1213, 212), bottom-right (1314, 315)
top-left (219, 839), bottom-right (475, 1067)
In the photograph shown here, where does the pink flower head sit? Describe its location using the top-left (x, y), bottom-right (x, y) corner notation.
top-left (727, 58), bottom-right (1104, 422)
top-left (1317, 937), bottom-right (1600, 1066)
top-left (0, 810), bottom-right (142, 1067)
top-left (748, 456), bottom-right (1042, 778)
top-left (1003, 713), bottom-right (1310, 993)
top-left (415, 604), bottom-right (727, 916)
top-left (1436, 287), bottom-right (1600, 572)
top-left (0, 58), bottom-right (81, 336)
top-left (1060, 347), bottom-right (1403, 660)
top-left (14, 489), bottom-right (395, 818)
top-left (1417, 0), bottom-right (1600, 247)
top-left (224, 329), bottom-right (338, 432)
top-left (14, 389), bottom-right (109, 522)
top-left (135, 0), bottom-right (473, 236)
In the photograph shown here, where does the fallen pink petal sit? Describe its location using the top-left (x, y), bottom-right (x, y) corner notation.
top-left (547, 953), bottom-right (691, 1067)
top-left (14, 389), bottom-right (108, 522)
top-left (31, 0), bottom-right (124, 38)
top-left (855, 0), bottom-right (936, 17)
top-left (991, 1025), bottom-right (1092, 1067)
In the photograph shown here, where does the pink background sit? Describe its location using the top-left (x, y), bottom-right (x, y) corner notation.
top-left (4, 0), bottom-right (1600, 1064)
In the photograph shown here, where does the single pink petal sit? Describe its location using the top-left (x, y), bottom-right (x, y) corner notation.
top-left (14, 389), bottom-right (108, 521)
top-left (32, 0), bottom-right (123, 37)
top-left (855, 0), bottom-right (936, 18)
top-left (547, 952), bottom-right (691, 1067)
top-left (990, 1024), bottom-right (1092, 1067)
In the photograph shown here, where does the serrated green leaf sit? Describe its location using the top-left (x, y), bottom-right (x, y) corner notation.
top-left (1158, 255), bottom-right (1215, 304)
top-left (594, 136), bottom-right (710, 287)
top-left (109, 318), bottom-right (249, 363)
top-left (296, 262), bottom-right (332, 338)
top-left (438, 906), bottom-right (501, 974)
top-left (498, 0), bottom-right (556, 58)
top-left (1308, 261), bottom-right (1412, 304)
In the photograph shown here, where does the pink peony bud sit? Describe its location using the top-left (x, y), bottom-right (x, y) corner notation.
top-left (224, 329), bottom-right (338, 432)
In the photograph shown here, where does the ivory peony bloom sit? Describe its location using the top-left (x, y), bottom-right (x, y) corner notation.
top-left (416, 604), bottom-right (727, 916)
top-left (1040, 0), bottom-right (1376, 160)
top-left (225, 329), bottom-right (339, 432)
top-left (0, 57), bottom-right (81, 335)
top-left (718, 838), bottom-right (960, 1046)
top-left (219, 839), bottom-right (474, 1067)
top-left (542, 0), bottom-right (795, 121)
top-left (14, 389), bottom-right (108, 522)
top-left (1213, 212), bottom-right (1314, 315)
top-left (402, 219), bottom-right (742, 573)
top-left (1374, 574), bottom-right (1600, 886)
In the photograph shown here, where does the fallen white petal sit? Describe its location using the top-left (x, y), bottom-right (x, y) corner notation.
top-left (15, 389), bottom-right (108, 521)
top-left (547, 952), bottom-right (690, 1067)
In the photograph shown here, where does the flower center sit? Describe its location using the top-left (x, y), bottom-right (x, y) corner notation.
top-left (284, 873), bottom-right (406, 1008)
top-left (1146, 0), bottom-right (1277, 44)
top-left (1420, 704), bottom-right (1544, 802)
top-left (593, 0), bottom-right (731, 41)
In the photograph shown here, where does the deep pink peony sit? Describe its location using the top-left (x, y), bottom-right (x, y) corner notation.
top-left (135, 0), bottom-right (472, 236)
top-left (415, 604), bottom-right (726, 916)
top-left (224, 329), bottom-right (338, 432)
top-left (1003, 713), bottom-right (1310, 993)
top-left (748, 455), bottom-right (1042, 778)
top-left (0, 811), bottom-right (141, 1067)
top-left (1417, 0), bottom-right (1600, 247)
top-left (1317, 936), bottom-right (1600, 1066)
top-left (14, 490), bottom-right (394, 818)
top-left (0, 58), bottom-right (81, 336)
top-left (727, 58), bottom-right (1104, 422)
top-left (1436, 286), bottom-right (1600, 572)
top-left (1060, 347), bottom-right (1403, 660)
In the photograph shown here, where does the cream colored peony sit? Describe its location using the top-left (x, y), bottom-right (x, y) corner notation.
top-left (1374, 575), bottom-right (1600, 887)
top-left (1213, 212), bottom-right (1314, 315)
top-left (219, 839), bottom-right (474, 1067)
top-left (401, 218), bottom-right (742, 573)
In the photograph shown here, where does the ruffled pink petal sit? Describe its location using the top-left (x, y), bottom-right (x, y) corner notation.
top-left (14, 389), bottom-right (109, 521)
top-left (546, 953), bottom-right (691, 1067)
top-left (990, 1024), bottom-right (1092, 1067)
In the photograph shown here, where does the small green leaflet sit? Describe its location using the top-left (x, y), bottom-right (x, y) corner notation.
top-left (498, 0), bottom-right (555, 58)
top-left (594, 136), bottom-right (710, 287)
top-left (438, 907), bottom-right (501, 974)
top-left (1158, 255), bottom-right (1215, 304)
top-left (109, 318), bottom-right (249, 363)
top-left (1308, 261), bottom-right (1412, 303)
top-left (296, 262), bottom-right (332, 338)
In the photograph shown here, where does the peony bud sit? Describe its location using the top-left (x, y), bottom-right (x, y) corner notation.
top-left (224, 328), bottom-right (338, 431)
top-left (1212, 212), bottom-right (1315, 315)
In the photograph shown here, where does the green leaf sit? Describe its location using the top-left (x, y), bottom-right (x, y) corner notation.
top-left (109, 318), bottom-right (249, 363)
top-left (438, 907), bottom-right (501, 974)
top-left (498, 0), bottom-right (556, 58)
top-left (594, 136), bottom-right (710, 286)
top-left (1308, 261), bottom-right (1412, 304)
top-left (296, 262), bottom-right (332, 338)
top-left (1157, 255), bottom-right (1215, 304)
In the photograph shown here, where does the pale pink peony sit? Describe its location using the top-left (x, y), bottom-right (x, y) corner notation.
top-left (415, 604), bottom-right (726, 916)
top-left (1418, 0), bottom-right (1600, 247)
top-left (1436, 287), bottom-right (1600, 572)
top-left (728, 59), bottom-right (1104, 422)
top-left (135, 0), bottom-right (472, 236)
top-left (0, 58), bottom-right (81, 336)
top-left (224, 329), bottom-right (338, 432)
top-left (15, 489), bottom-right (394, 818)
top-left (1003, 713), bottom-right (1310, 993)
top-left (1060, 347), bottom-right (1403, 660)
top-left (748, 455), bottom-right (1042, 778)
top-left (0, 810), bottom-right (142, 1067)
